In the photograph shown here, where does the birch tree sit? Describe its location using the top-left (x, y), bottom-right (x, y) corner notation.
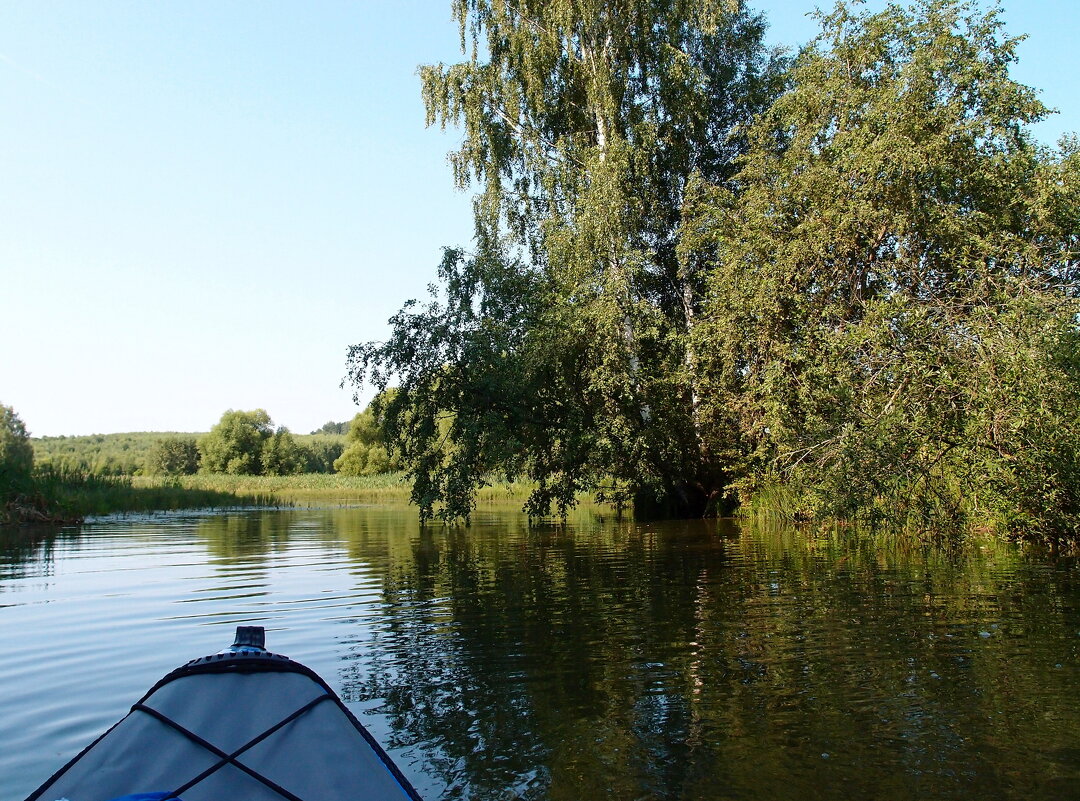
top-left (348, 0), bottom-right (780, 519)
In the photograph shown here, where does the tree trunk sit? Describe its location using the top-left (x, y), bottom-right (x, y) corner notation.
top-left (633, 479), bottom-right (735, 520)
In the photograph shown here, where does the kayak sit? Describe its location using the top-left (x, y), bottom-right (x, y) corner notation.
top-left (25, 626), bottom-right (423, 801)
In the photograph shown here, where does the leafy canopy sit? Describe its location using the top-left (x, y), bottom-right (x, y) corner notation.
top-left (262, 427), bottom-right (307, 476)
top-left (147, 436), bottom-right (201, 476)
top-left (348, 0), bottom-right (781, 519)
top-left (682, 0), bottom-right (1080, 537)
top-left (1, 403), bottom-right (35, 496)
top-left (347, 0), bottom-right (1080, 540)
top-left (198, 409), bottom-right (275, 475)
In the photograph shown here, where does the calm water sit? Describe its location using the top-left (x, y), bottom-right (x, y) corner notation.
top-left (2, 506), bottom-right (1079, 801)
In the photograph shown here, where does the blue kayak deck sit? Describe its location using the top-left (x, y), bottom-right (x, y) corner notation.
top-left (26, 647), bottom-right (422, 801)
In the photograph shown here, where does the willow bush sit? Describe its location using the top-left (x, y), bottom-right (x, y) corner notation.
top-left (682, 1), bottom-right (1080, 540)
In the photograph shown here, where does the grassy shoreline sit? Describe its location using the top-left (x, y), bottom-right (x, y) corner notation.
top-left (136, 472), bottom-right (545, 507)
top-left (140, 471), bottom-right (409, 497)
top-left (2, 471), bottom-right (545, 525)
top-left (2, 465), bottom-right (280, 525)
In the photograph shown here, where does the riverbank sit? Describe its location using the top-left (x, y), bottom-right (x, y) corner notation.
top-left (1, 467), bottom-right (270, 525)
top-left (1, 471), bottom-right (543, 525)
top-left (135, 472), bottom-right (544, 507)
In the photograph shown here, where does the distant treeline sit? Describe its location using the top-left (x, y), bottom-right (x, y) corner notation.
top-left (2, 405), bottom-right (264, 524)
top-left (2, 399), bottom-right (409, 523)
top-left (32, 429), bottom-right (346, 477)
top-left (33, 431), bottom-right (207, 477)
top-left (27, 398), bottom-right (398, 479)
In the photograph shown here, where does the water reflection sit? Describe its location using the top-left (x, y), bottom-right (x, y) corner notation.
top-left (0, 526), bottom-right (79, 582)
top-left (331, 518), bottom-right (1080, 800)
top-left (2, 510), bottom-right (1079, 801)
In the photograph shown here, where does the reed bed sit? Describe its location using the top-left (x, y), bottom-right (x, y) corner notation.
top-left (135, 472), bottom-right (413, 505)
top-left (133, 473), bottom-right (542, 508)
top-left (4, 469), bottom-right (587, 525)
top-left (2, 465), bottom-right (265, 525)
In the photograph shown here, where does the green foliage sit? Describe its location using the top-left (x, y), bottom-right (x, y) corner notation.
top-left (262, 427), bottom-right (306, 476)
top-left (334, 394), bottom-right (403, 476)
top-left (333, 444), bottom-right (392, 476)
top-left (299, 436), bottom-right (346, 473)
top-left (151, 471), bottom-right (543, 508)
top-left (33, 429), bottom-right (345, 477)
top-left (146, 436), bottom-right (200, 476)
top-left (33, 431), bottom-right (190, 476)
top-left (343, 0), bottom-right (1080, 542)
top-left (349, 0), bottom-right (782, 520)
top-left (159, 471), bottom-right (410, 498)
top-left (311, 420), bottom-right (350, 436)
top-left (197, 412), bottom-right (345, 477)
top-left (682, 0), bottom-right (1080, 540)
top-left (3, 410), bottom-right (350, 523)
top-left (198, 409), bottom-right (274, 475)
top-left (1, 403), bottom-right (35, 498)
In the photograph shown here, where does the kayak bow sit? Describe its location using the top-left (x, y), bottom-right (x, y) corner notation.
top-left (26, 626), bottom-right (423, 801)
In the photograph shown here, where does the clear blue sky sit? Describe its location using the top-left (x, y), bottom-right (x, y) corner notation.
top-left (1, 1), bottom-right (1076, 437)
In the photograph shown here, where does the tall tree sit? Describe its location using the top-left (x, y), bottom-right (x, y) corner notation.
top-left (1, 403), bottom-right (35, 497)
top-left (198, 409), bottom-right (275, 475)
top-left (347, 0), bottom-right (780, 519)
top-left (262, 427), bottom-right (306, 476)
top-left (312, 421), bottom-right (350, 436)
top-left (301, 437), bottom-right (346, 474)
top-left (682, 0), bottom-right (1080, 537)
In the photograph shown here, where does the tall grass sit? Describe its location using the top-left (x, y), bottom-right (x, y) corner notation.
top-left (131, 473), bottom-right (585, 516)
top-left (140, 472), bottom-right (543, 508)
top-left (2, 465), bottom-right (266, 524)
top-left (3, 467), bottom-right (598, 525)
top-left (141, 472), bottom-right (413, 505)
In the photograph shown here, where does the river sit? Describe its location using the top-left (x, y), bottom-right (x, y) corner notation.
top-left (2, 505), bottom-right (1078, 800)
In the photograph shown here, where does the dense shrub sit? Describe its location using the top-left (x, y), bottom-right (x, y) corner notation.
top-left (146, 436), bottom-right (201, 476)
top-left (300, 436), bottom-right (346, 473)
top-left (262, 428), bottom-right (306, 476)
top-left (334, 395), bottom-right (401, 476)
top-left (1, 403), bottom-right (35, 497)
top-left (198, 410), bottom-right (274, 475)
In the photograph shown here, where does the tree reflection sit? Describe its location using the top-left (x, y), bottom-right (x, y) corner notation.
top-left (194, 511), bottom-right (301, 561)
top-left (332, 516), bottom-right (1080, 801)
top-left (0, 525), bottom-right (77, 580)
top-left (4, 506), bottom-right (1079, 799)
